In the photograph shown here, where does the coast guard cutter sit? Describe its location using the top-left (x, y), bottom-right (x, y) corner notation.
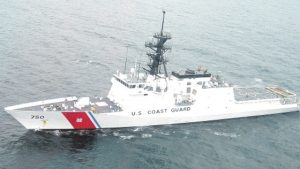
top-left (5, 12), bottom-right (300, 130)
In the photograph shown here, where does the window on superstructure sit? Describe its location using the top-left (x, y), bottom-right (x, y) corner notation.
top-left (116, 77), bottom-right (132, 88)
top-left (192, 89), bottom-right (197, 95)
top-left (156, 87), bottom-right (162, 92)
top-left (187, 87), bottom-right (191, 93)
top-left (197, 81), bottom-right (202, 85)
top-left (144, 86), bottom-right (153, 91)
top-left (187, 82), bottom-right (191, 85)
top-left (129, 85), bottom-right (136, 88)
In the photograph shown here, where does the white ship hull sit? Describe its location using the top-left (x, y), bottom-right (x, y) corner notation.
top-left (5, 97), bottom-right (299, 130)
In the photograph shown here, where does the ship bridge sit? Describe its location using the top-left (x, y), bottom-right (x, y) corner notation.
top-left (112, 71), bottom-right (148, 89)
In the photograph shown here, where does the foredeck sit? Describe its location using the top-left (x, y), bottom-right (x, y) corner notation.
top-left (12, 97), bottom-right (122, 113)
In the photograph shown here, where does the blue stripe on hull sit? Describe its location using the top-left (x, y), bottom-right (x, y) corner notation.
top-left (88, 111), bottom-right (101, 128)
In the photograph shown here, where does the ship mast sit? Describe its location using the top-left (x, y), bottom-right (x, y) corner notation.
top-left (145, 11), bottom-right (171, 77)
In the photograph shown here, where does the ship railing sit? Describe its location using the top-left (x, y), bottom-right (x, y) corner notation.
top-left (235, 96), bottom-right (298, 105)
top-left (5, 96), bottom-right (78, 111)
top-left (235, 98), bottom-right (281, 104)
top-left (280, 96), bottom-right (297, 105)
top-left (145, 41), bottom-right (157, 48)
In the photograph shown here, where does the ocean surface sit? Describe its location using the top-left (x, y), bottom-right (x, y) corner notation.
top-left (1, 0), bottom-right (300, 168)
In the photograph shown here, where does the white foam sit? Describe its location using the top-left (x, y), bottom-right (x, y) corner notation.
top-left (152, 129), bottom-right (170, 135)
top-left (184, 130), bottom-right (191, 135)
top-left (254, 78), bottom-right (263, 82)
top-left (141, 133), bottom-right (152, 138)
top-left (132, 127), bottom-right (143, 132)
top-left (120, 135), bottom-right (135, 140)
top-left (53, 130), bottom-right (61, 136)
top-left (113, 131), bottom-right (120, 136)
top-left (160, 131), bottom-right (170, 135)
top-left (213, 131), bottom-right (239, 138)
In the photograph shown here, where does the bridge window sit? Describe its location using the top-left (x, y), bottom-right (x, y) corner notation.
top-left (115, 77), bottom-right (134, 88)
top-left (129, 85), bottom-right (136, 88)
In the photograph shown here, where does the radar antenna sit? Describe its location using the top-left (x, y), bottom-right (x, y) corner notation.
top-left (144, 11), bottom-right (171, 77)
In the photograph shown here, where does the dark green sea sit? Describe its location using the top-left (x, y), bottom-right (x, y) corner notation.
top-left (0, 0), bottom-right (300, 168)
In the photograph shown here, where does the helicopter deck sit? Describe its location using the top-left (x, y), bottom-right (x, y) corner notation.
top-left (234, 87), bottom-right (296, 102)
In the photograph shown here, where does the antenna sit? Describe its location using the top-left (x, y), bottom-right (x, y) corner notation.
top-left (137, 62), bottom-right (141, 82)
top-left (161, 11), bottom-right (166, 35)
top-left (134, 50), bottom-right (142, 76)
top-left (123, 47), bottom-right (128, 73)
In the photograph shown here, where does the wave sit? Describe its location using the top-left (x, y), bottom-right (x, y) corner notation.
top-left (254, 78), bottom-right (263, 83)
top-left (213, 131), bottom-right (239, 138)
top-left (141, 133), bottom-right (152, 138)
top-left (120, 135), bottom-right (135, 140)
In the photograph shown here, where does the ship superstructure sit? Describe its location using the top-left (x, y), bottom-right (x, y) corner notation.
top-left (4, 12), bottom-right (300, 130)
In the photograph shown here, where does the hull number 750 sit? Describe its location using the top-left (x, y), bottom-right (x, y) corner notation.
top-left (31, 115), bottom-right (44, 119)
